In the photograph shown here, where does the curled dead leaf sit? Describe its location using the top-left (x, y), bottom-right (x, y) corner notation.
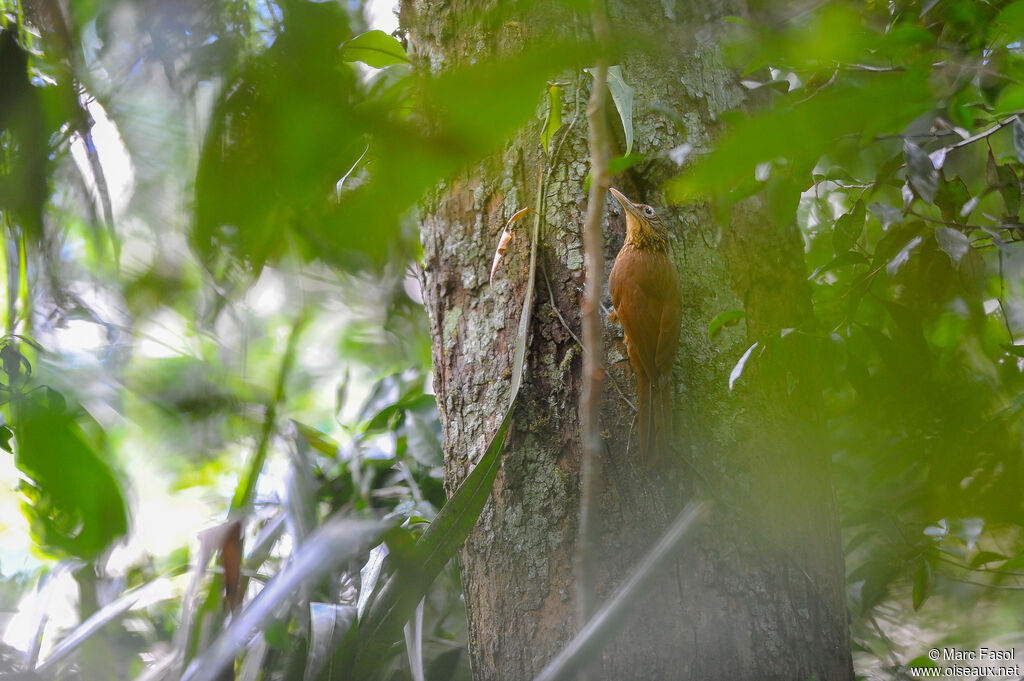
top-left (489, 206), bottom-right (532, 287)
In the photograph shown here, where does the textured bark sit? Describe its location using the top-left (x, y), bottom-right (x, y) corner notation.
top-left (405, 1), bottom-right (854, 679)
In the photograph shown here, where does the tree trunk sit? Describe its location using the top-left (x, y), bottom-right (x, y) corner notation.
top-left (404, 1), bottom-right (855, 679)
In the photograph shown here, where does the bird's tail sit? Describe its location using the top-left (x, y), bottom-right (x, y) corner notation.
top-left (646, 384), bottom-right (673, 468)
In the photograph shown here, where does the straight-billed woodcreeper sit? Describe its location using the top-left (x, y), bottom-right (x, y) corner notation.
top-left (608, 187), bottom-right (682, 465)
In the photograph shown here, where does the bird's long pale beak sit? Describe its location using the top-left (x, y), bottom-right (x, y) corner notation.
top-left (609, 187), bottom-right (642, 219)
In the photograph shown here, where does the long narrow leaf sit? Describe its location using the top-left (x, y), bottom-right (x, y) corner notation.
top-left (181, 517), bottom-right (390, 681)
top-left (533, 501), bottom-right (710, 681)
top-left (354, 404), bottom-right (516, 674)
top-left (508, 170), bottom-right (542, 409)
top-left (304, 603), bottom-right (356, 681)
top-left (35, 577), bottom-right (175, 674)
top-left (403, 599), bottom-right (425, 681)
top-left (231, 311), bottom-right (308, 512)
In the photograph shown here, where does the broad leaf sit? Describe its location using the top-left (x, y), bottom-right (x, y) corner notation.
top-left (340, 30), bottom-right (411, 68)
top-left (934, 177), bottom-right (971, 223)
top-left (669, 70), bottom-right (932, 200)
top-left (934, 227), bottom-right (970, 265)
top-left (969, 550), bottom-right (1008, 568)
top-left (708, 309), bottom-right (747, 339)
top-left (606, 66), bottom-right (635, 156)
top-left (12, 389), bottom-right (128, 559)
top-left (833, 200), bottom-right (865, 254)
top-left (903, 140), bottom-right (938, 205)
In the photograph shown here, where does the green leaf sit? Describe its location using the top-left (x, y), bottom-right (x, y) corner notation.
top-left (1003, 344), bottom-right (1024, 358)
top-left (904, 140), bottom-right (938, 204)
top-left (934, 176), bottom-right (971, 223)
top-left (604, 66), bottom-right (635, 156)
top-left (340, 30), bottom-right (411, 67)
top-left (867, 202), bottom-right (903, 228)
top-left (355, 404), bottom-right (517, 675)
top-left (873, 222), bottom-right (922, 266)
top-left (765, 171), bottom-right (801, 225)
top-left (707, 309), bottom-right (747, 339)
top-left (934, 227), bottom-right (970, 266)
top-left (669, 70), bottom-right (932, 200)
top-left (912, 559), bottom-right (932, 610)
top-left (584, 154), bottom-right (646, 193)
top-left (886, 235), bottom-right (923, 277)
top-left (970, 550), bottom-right (1009, 568)
top-left (998, 164), bottom-right (1021, 215)
top-left (12, 389), bottom-right (128, 559)
top-left (541, 83), bottom-right (562, 156)
top-left (608, 153), bottom-right (645, 175)
top-left (833, 200), bottom-right (865, 254)
top-left (994, 1), bottom-right (1024, 41)
top-left (959, 247), bottom-right (987, 296)
top-left (809, 251), bottom-right (869, 279)
top-left (405, 411), bottom-right (442, 467)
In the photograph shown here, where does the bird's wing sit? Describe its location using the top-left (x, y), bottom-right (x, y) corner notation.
top-left (611, 270), bottom-right (662, 381)
top-left (609, 263), bottom-right (620, 309)
top-left (654, 270), bottom-right (682, 380)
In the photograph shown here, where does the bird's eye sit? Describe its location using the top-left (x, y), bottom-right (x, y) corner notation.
top-left (643, 206), bottom-right (655, 217)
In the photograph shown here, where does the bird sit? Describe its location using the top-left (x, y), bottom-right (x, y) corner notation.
top-left (607, 187), bottom-right (682, 466)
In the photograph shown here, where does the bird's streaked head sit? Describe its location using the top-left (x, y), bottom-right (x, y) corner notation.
top-left (609, 187), bottom-right (669, 251)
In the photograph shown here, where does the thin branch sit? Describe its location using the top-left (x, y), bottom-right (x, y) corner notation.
top-left (230, 310), bottom-right (309, 512)
top-left (944, 576), bottom-right (1024, 590)
top-left (947, 113), bottom-right (1022, 151)
top-left (576, 0), bottom-right (611, 631)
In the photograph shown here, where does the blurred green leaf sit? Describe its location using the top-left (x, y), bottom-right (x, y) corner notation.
top-left (11, 388), bottom-right (127, 559)
top-left (833, 200), bottom-right (865, 254)
top-left (669, 70), bottom-right (933, 200)
top-left (911, 559), bottom-right (932, 610)
top-left (810, 251), bottom-right (869, 280)
top-left (0, 30), bottom-right (52, 240)
top-left (340, 30), bottom-right (411, 67)
top-left (934, 177), bottom-right (971, 224)
top-left (885, 235), bottom-right (923, 278)
top-left (969, 550), bottom-right (1008, 568)
top-left (708, 309), bottom-right (746, 340)
top-left (933, 227), bottom-right (969, 266)
top-left (903, 140), bottom-right (938, 205)
top-left (1002, 344), bottom-right (1024, 358)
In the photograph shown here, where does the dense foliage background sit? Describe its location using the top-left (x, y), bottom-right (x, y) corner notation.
top-left (0, 0), bottom-right (1022, 679)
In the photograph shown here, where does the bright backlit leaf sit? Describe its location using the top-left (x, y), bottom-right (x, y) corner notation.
top-left (340, 30), bottom-right (411, 67)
